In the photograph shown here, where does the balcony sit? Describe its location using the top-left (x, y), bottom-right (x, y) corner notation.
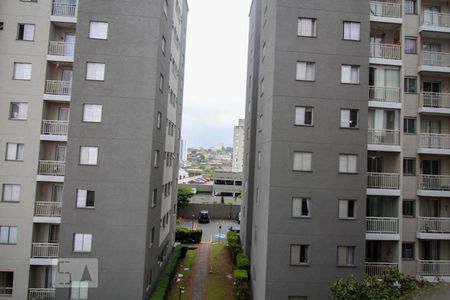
top-left (33, 202), bottom-right (62, 224)
top-left (367, 172), bottom-right (400, 196)
top-left (47, 41), bottom-right (75, 62)
top-left (370, 1), bottom-right (402, 23)
top-left (370, 43), bottom-right (401, 65)
top-left (365, 262), bottom-right (398, 277)
top-left (420, 12), bottom-right (450, 34)
top-left (419, 51), bottom-right (450, 73)
top-left (30, 243), bottom-right (59, 266)
top-left (41, 120), bottom-right (69, 142)
top-left (51, 2), bottom-right (77, 23)
top-left (368, 129), bottom-right (401, 152)
top-left (37, 161), bottom-right (65, 183)
top-left (418, 174), bottom-right (450, 197)
top-left (418, 260), bottom-right (450, 281)
top-left (369, 86), bottom-right (401, 109)
top-left (366, 217), bottom-right (400, 240)
top-left (44, 80), bottom-right (71, 102)
top-left (417, 217), bottom-right (450, 240)
top-left (28, 288), bottom-right (56, 300)
top-left (418, 133), bottom-right (450, 155)
top-left (419, 92), bottom-right (450, 114)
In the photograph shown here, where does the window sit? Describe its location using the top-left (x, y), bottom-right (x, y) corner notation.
top-left (290, 244), bottom-right (309, 265)
top-left (76, 189), bottom-right (95, 208)
top-left (404, 117), bottom-right (416, 134)
top-left (402, 242), bottom-right (414, 260)
top-left (404, 77), bottom-right (417, 93)
top-left (340, 109), bottom-right (358, 128)
top-left (260, 78), bottom-right (264, 96)
top-left (9, 103), bottom-right (28, 120)
top-left (405, 37), bottom-right (417, 54)
top-left (261, 42), bottom-right (266, 60)
top-left (159, 74), bottom-right (164, 92)
top-left (151, 189), bottom-right (157, 207)
top-left (339, 154), bottom-right (357, 173)
top-left (70, 281), bottom-right (88, 299)
top-left (402, 199), bottom-right (415, 217)
top-left (295, 107), bottom-right (313, 126)
top-left (157, 112), bottom-right (162, 129)
top-left (89, 21), bottom-right (108, 39)
top-left (298, 18), bottom-right (316, 37)
top-left (403, 158), bottom-right (416, 175)
top-left (13, 63), bottom-right (32, 80)
top-left (292, 198), bottom-right (311, 218)
top-left (161, 36), bottom-right (166, 54)
top-left (296, 62), bottom-right (315, 81)
top-left (17, 23), bottom-right (34, 41)
top-left (405, 0), bottom-right (417, 14)
top-left (150, 227), bottom-right (155, 247)
top-left (259, 114), bottom-right (263, 131)
top-left (339, 199), bottom-right (356, 219)
top-left (337, 246), bottom-right (355, 266)
top-left (82, 104), bottom-right (102, 122)
top-left (255, 188), bottom-right (260, 205)
top-left (293, 152), bottom-right (312, 172)
top-left (2, 184), bottom-right (20, 202)
top-left (154, 150), bottom-right (160, 168)
top-left (86, 62), bottom-right (105, 81)
top-left (79, 146), bottom-right (98, 165)
top-left (73, 233), bottom-right (92, 252)
top-left (0, 22), bottom-right (3, 30)
top-left (0, 272), bottom-right (13, 296)
top-left (6, 143), bottom-right (24, 161)
top-left (0, 226), bottom-right (17, 244)
top-left (341, 65), bottom-right (360, 84)
top-left (257, 151), bottom-right (261, 168)
top-left (343, 22), bottom-right (360, 41)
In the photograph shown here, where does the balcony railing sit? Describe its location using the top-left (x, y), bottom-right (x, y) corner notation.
top-left (418, 217), bottom-right (450, 233)
top-left (419, 133), bottom-right (450, 150)
top-left (419, 174), bottom-right (450, 191)
top-left (41, 120), bottom-right (69, 136)
top-left (369, 86), bottom-right (400, 102)
top-left (421, 12), bottom-right (450, 28)
top-left (31, 243), bottom-right (59, 258)
top-left (420, 92), bottom-right (450, 109)
top-left (370, 43), bottom-right (401, 60)
top-left (368, 129), bottom-right (400, 145)
top-left (367, 172), bottom-right (400, 190)
top-left (366, 217), bottom-right (399, 234)
top-left (28, 288), bottom-right (56, 300)
top-left (418, 260), bottom-right (450, 276)
top-left (35, 202), bottom-right (62, 217)
top-left (38, 160), bottom-right (65, 176)
top-left (421, 51), bottom-right (450, 68)
top-left (48, 41), bottom-right (75, 57)
top-left (52, 2), bottom-right (77, 18)
top-left (45, 80), bottom-right (72, 96)
top-left (370, 1), bottom-right (402, 18)
top-left (366, 262), bottom-right (398, 277)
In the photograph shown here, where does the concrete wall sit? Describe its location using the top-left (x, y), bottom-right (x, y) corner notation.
top-left (178, 204), bottom-right (241, 220)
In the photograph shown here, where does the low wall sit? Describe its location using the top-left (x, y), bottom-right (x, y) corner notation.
top-left (178, 203), bottom-right (241, 220)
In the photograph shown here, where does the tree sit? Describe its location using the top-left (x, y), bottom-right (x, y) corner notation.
top-left (177, 188), bottom-right (194, 209)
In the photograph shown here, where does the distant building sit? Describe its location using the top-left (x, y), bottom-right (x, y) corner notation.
top-left (232, 119), bottom-right (245, 172)
top-left (180, 138), bottom-right (188, 162)
top-left (213, 172), bottom-right (243, 198)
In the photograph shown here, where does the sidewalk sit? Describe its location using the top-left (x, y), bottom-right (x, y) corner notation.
top-left (189, 243), bottom-right (210, 300)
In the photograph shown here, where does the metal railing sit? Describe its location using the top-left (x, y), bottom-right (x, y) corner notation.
top-left (28, 288), bottom-right (56, 300)
top-left (38, 160), bottom-right (65, 176)
top-left (419, 174), bottom-right (450, 191)
top-left (370, 43), bottom-right (401, 60)
top-left (48, 41), bottom-right (75, 57)
top-left (31, 243), bottom-right (59, 258)
top-left (418, 260), bottom-right (450, 276)
top-left (419, 133), bottom-right (450, 150)
top-left (369, 86), bottom-right (400, 102)
top-left (421, 12), bottom-right (450, 28)
top-left (52, 2), bottom-right (77, 18)
top-left (366, 217), bottom-right (399, 234)
top-left (365, 262), bottom-right (398, 277)
top-left (34, 202), bottom-right (62, 217)
top-left (368, 129), bottom-right (400, 145)
top-left (367, 172), bottom-right (400, 189)
top-left (370, 1), bottom-right (402, 18)
top-left (41, 120), bottom-right (69, 136)
top-left (420, 92), bottom-right (450, 109)
top-left (418, 217), bottom-right (450, 233)
top-left (421, 51), bottom-right (450, 68)
top-left (45, 80), bottom-right (72, 96)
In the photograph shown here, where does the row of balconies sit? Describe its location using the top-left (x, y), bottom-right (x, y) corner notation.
top-left (366, 261), bottom-right (450, 278)
top-left (366, 216), bottom-right (450, 235)
top-left (367, 172), bottom-right (450, 191)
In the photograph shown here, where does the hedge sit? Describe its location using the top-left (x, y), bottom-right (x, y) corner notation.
top-left (175, 227), bottom-right (202, 244)
top-left (236, 253), bottom-right (250, 271)
top-left (234, 269), bottom-right (248, 283)
top-left (227, 231), bottom-right (242, 260)
top-left (150, 245), bottom-right (182, 300)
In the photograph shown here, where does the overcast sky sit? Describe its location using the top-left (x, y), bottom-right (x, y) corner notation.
top-left (182, 0), bottom-right (252, 148)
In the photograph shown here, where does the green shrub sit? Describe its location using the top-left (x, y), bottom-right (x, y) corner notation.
top-left (150, 245), bottom-right (182, 300)
top-left (227, 231), bottom-right (242, 260)
top-left (236, 253), bottom-right (250, 271)
top-left (236, 282), bottom-right (251, 300)
top-left (175, 227), bottom-right (202, 244)
top-left (234, 269), bottom-right (249, 283)
top-left (180, 246), bottom-right (188, 258)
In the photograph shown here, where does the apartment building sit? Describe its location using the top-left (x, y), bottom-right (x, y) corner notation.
top-left (232, 119), bottom-right (245, 173)
top-left (0, 1), bottom-right (188, 299)
top-left (242, 0), bottom-right (450, 299)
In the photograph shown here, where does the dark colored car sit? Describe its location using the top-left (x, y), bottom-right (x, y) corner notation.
top-left (229, 226), bottom-right (240, 233)
top-left (198, 210), bottom-right (210, 223)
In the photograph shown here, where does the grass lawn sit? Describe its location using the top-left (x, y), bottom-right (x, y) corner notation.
top-left (207, 243), bottom-right (236, 300)
top-left (166, 248), bottom-right (198, 300)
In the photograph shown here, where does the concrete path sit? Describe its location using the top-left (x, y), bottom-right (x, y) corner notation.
top-left (190, 243), bottom-right (210, 300)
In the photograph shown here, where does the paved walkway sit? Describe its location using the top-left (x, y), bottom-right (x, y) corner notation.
top-left (190, 243), bottom-right (210, 300)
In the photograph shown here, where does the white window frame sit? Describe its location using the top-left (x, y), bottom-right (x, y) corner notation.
top-left (9, 102), bottom-right (28, 120)
top-left (293, 152), bottom-right (312, 172)
top-left (13, 63), bottom-right (32, 80)
top-left (82, 104), bottom-right (102, 123)
top-left (296, 61), bottom-right (315, 81)
top-left (86, 62), bottom-right (105, 81)
top-left (292, 197), bottom-right (311, 218)
top-left (89, 21), bottom-right (109, 40)
top-left (0, 271), bottom-right (13, 296)
top-left (340, 109), bottom-right (358, 128)
top-left (298, 18), bottom-right (317, 37)
top-left (290, 244), bottom-right (309, 265)
top-left (70, 281), bottom-right (89, 299)
top-left (6, 143), bottom-right (24, 161)
top-left (2, 184), bottom-right (21, 202)
top-left (343, 21), bottom-right (360, 41)
top-left (154, 150), bottom-right (160, 168)
top-left (339, 154), bottom-right (357, 174)
top-left (337, 246), bottom-right (355, 266)
top-left (79, 146), bottom-right (98, 165)
top-left (73, 233), bottom-right (92, 253)
top-left (18, 23), bottom-right (35, 41)
top-left (295, 106), bottom-right (313, 126)
top-left (76, 189), bottom-right (95, 208)
top-left (341, 65), bottom-right (360, 84)
top-left (0, 226), bottom-right (17, 244)
top-left (338, 199), bottom-right (356, 219)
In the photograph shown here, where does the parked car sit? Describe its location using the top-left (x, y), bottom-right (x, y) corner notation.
top-left (229, 226), bottom-right (240, 233)
top-left (198, 210), bottom-right (210, 223)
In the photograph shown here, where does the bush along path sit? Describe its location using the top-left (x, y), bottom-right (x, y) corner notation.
top-left (190, 243), bottom-right (210, 300)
